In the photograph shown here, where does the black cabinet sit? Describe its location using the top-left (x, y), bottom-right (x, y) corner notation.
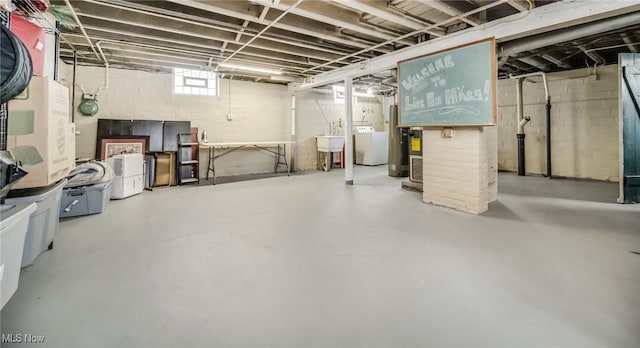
top-left (163, 121), bottom-right (190, 152)
top-left (97, 119), bottom-right (132, 137)
top-left (95, 119), bottom-right (133, 158)
top-left (96, 118), bottom-right (194, 186)
top-left (96, 118), bottom-right (191, 157)
top-left (132, 120), bottom-right (164, 152)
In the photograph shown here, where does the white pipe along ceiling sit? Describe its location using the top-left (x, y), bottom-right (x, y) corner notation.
top-left (48, 0), bottom-right (640, 90)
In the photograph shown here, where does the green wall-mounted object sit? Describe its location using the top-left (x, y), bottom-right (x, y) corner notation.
top-left (79, 95), bottom-right (99, 116)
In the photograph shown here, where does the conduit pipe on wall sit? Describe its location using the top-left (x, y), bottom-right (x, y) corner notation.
top-left (65, 0), bottom-right (109, 109)
top-left (94, 41), bottom-right (110, 96)
top-left (72, 50), bottom-right (77, 122)
top-left (515, 77), bottom-right (530, 176)
top-left (63, 0), bottom-right (101, 61)
top-left (74, 42), bottom-right (109, 96)
top-left (510, 71), bottom-right (551, 178)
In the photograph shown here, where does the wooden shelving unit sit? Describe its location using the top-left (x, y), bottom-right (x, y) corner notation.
top-left (177, 132), bottom-right (199, 185)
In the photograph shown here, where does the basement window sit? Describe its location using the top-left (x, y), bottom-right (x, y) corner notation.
top-left (173, 68), bottom-right (218, 96)
top-left (333, 85), bottom-right (345, 104)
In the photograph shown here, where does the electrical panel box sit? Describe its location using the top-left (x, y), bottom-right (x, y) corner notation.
top-left (408, 129), bottom-right (422, 156)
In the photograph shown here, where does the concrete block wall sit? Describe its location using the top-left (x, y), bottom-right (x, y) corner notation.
top-left (422, 128), bottom-right (490, 214)
top-left (294, 89), bottom-right (385, 170)
top-left (497, 65), bottom-right (619, 181)
top-left (62, 65), bottom-right (292, 178)
top-left (62, 63), bottom-right (619, 181)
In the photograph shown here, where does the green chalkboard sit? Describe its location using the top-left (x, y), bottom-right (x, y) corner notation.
top-left (398, 38), bottom-right (496, 127)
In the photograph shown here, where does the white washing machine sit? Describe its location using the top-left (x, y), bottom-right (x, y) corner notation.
top-left (354, 126), bottom-right (389, 165)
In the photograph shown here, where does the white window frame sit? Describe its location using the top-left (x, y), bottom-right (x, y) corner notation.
top-left (173, 68), bottom-right (218, 96)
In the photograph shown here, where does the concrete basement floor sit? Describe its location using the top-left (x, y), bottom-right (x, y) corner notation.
top-left (2, 166), bottom-right (639, 348)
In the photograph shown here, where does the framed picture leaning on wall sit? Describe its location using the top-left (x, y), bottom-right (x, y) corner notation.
top-left (98, 136), bottom-right (149, 160)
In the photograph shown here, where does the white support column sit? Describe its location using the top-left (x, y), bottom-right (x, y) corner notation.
top-left (291, 93), bottom-right (296, 171)
top-left (487, 126), bottom-right (498, 202)
top-left (344, 77), bottom-right (354, 185)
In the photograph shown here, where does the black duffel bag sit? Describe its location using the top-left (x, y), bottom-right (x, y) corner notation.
top-left (1, 25), bottom-right (33, 104)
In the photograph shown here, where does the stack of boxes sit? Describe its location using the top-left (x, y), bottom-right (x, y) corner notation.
top-left (8, 76), bottom-right (76, 189)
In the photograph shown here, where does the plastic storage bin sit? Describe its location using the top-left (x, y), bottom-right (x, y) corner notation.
top-left (59, 181), bottom-right (112, 218)
top-left (4, 179), bottom-right (67, 267)
top-left (1, 202), bottom-right (37, 309)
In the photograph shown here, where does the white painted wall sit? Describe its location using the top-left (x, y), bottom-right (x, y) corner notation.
top-left (497, 65), bottom-right (619, 181)
top-left (294, 88), bottom-right (385, 170)
top-left (62, 63), bottom-right (619, 181)
top-left (63, 65), bottom-right (292, 177)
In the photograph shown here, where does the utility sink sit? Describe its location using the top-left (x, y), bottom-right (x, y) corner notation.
top-left (316, 136), bottom-right (344, 152)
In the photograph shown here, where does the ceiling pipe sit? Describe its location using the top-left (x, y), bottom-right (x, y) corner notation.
top-left (517, 56), bottom-right (551, 71)
top-left (94, 41), bottom-right (110, 96)
top-left (510, 71), bottom-right (549, 100)
top-left (574, 43), bottom-right (606, 65)
top-left (166, 0), bottom-right (388, 53)
top-left (101, 0), bottom-right (388, 55)
top-left (76, 12), bottom-right (351, 63)
top-left (331, 0), bottom-right (444, 37)
top-left (621, 33), bottom-right (638, 53)
top-left (72, 25), bottom-right (340, 69)
top-left (499, 11), bottom-right (640, 59)
top-left (60, 36), bottom-right (77, 51)
top-left (62, 0), bottom-right (101, 61)
top-left (303, 0), bottom-right (508, 74)
top-left (94, 43), bottom-right (299, 70)
top-left (385, 2), bottom-right (444, 32)
top-left (219, 0), bottom-right (304, 67)
top-left (62, 34), bottom-right (321, 75)
top-left (251, 0), bottom-right (413, 45)
top-left (415, 0), bottom-right (480, 27)
top-left (296, 1), bottom-right (639, 90)
top-left (540, 53), bottom-right (572, 69)
top-left (60, 47), bottom-right (309, 79)
top-left (97, 0), bottom-right (355, 56)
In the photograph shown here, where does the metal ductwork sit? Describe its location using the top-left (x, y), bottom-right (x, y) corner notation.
top-left (499, 11), bottom-right (640, 59)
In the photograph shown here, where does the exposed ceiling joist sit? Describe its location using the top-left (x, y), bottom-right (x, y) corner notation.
top-left (251, 0), bottom-right (414, 45)
top-left (506, 0), bottom-right (530, 12)
top-left (51, 0), bottom-right (640, 85)
top-left (415, 0), bottom-right (480, 27)
top-left (165, 0), bottom-right (389, 52)
top-left (294, 0), bottom-right (640, 89)
top-left (540, 53), bottom-right (572, 69)
top-left (330, 0), bottom-right (444, 37)
top-left (300, 0), bottom-right (508, 75)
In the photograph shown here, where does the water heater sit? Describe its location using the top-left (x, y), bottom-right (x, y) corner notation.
top-left (387, 105), bottom-right (409, 177)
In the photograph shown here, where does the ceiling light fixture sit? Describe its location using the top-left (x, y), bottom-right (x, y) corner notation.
top-left (218, 63), bottom-right (282, 75)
